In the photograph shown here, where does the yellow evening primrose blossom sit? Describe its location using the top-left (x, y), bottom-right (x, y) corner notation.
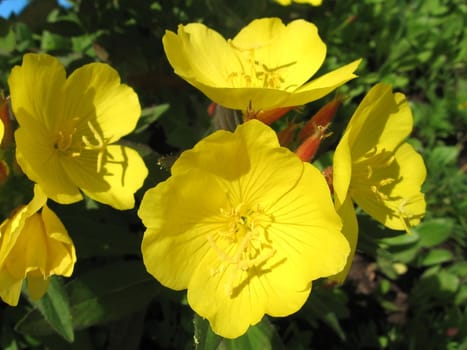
top-left (0, 185), bottom-right (76, 306)
top-left (8, 53), bottom-right (148, 210)
top-left (332, 83), bottom-right (426, 282)
top-left (163, 18), bottom-right (361, 115)
top-left (139, 120), bottom-right (350, 338)
top-left (275, 0), bottom-right (323, 6)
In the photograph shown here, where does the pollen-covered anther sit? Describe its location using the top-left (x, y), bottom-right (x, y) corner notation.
top-left (208, 202), bottom-right (275, 295)
top-left (55, 130), bottom-right (73, 152)
top-left (54, 127), bottom-right (81, 158)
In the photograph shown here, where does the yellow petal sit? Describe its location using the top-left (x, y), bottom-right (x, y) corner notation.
top-left (172, 128), bottom-right (250, 180)
top-left (62, 145), bottom-right (148, 210)
top-left (346, 84), bottom-right (413, 158)
top-left (332, 135), bottom-right (352, 211)
top-left (188, 254), bottom-right (312, 338)
top-left (140, 169), bottom-right (229, 290)
top-left (163, 23), bottom-right (242, 88)
top-left (0, 185), bottom-right (47, 267)
top-left (328, 196), bottom-right (359, 284)
top-left (7, 214), bottom-right (48, 277)
top-left (354, 143), bottom-right (426, 230)
top-left (287, 59), bottom-right (362, 106)
top-left (41, 203), bottom-right (76, 275)
top-left (0, 269), bottom-right (23, 306)
top-left (8, 53), bottom-right (66, 130)
top-left (180, 83), bottom-right (290, 112)
top-left (65, 62), bottom-right (141, 143)
top-left (267, 162), bottom-right (349, 282)
top-left (232, 18), bottom-right (326, 88)
top-left (15, 121), bottom-right (82, 204)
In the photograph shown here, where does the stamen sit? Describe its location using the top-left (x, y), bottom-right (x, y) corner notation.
top-left (81, 120), bottom-right (109, 173)
top-left (208, 202), bottom-right (275, 296)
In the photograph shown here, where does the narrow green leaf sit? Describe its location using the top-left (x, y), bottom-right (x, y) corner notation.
top-left (15, 261), bottom-right (160, 336)
top-left (19, 278), bottom-right (74, 342)
top-left (135, 104), bottom-right (170, 133)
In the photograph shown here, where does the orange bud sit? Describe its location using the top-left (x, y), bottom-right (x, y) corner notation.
top-left (247, 106), bottom-right (295, 125)
top-left (295, 133), bottom-right (321, 162)
top-left (277, 122), bottom-right (299, 147)
top-left (299, 95), bottom-right (343, 142)
top-left (207, 102), bottom-right (217, 116)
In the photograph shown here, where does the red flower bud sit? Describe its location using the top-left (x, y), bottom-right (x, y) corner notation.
top-left (247, 106), bottom-right (295, 125)
top-left (299, 95), bottom-right (343, 142)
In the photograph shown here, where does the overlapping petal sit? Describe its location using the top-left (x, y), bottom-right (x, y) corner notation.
top-left (0, 186), bottom-right (76, 306)
top-left (334, 83), bottom-right (426, 224)
top-left (332, 83), bottom-right (426, 281)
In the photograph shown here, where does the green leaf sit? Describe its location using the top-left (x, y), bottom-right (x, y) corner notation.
top-left (18, 278), bottom-right (74, 342)
top-left (135, 103), bottom-right (170, 133)
top-left (448, 262), bottom-right (467, 278)
top-left (416, 218), bottom-right (454, 248)
top-left (41, 30), bottom-right (71, 52)
top-left (411, 269), bottom-right (460, 305)
top-left (15, 261), bottom-right (160, 336)
top-left (219, 317), bottom-right (285, 350)
top-left (0, 27), bottom-right (15, 55)
top-left (419, 249), bottom-right (454, 266)
top-left (303, 285), bottom-right (348, 341)
top-left (193, 314), bottom-right (222, 350)
top-left (14, 22), bottom-right (34, 52)
top-left (455, 285), bottom-right (467, 306)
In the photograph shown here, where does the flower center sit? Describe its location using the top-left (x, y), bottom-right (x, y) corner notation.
top-left (350, 147), bottom-right (417, 231)
top-left (350, 148), bottom-right (397, 201)
top-left (227, 44), bottom-right (297, 91)
top-left (208, 202), bottom-right (276, 296)
top-left (54, 120), bottom-right (80, 157)
top-left (53, 120), bottom-right (109, 172)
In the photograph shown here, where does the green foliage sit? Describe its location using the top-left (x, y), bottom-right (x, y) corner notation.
top-left (0, 0), bottom-right (465, 349)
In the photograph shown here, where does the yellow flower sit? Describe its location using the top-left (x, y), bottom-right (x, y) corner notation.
top-left (8, 53), bottom-right (148, 209)
top-left (139, 120), bottom-right (349, 338)
top-left (163, 18), bottom-right (361, 115)
top-left (332, 83), bottom-right (426, 282)
top-left (275, 0), bottom-right (322, 6)
top-left (0, 185), bottom-right (76, 306)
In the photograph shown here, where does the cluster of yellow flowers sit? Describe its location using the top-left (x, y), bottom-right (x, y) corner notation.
top-left (0, 54), bottom-right (148, 306)
top-left (0, 17), bottom-right (426, 339)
